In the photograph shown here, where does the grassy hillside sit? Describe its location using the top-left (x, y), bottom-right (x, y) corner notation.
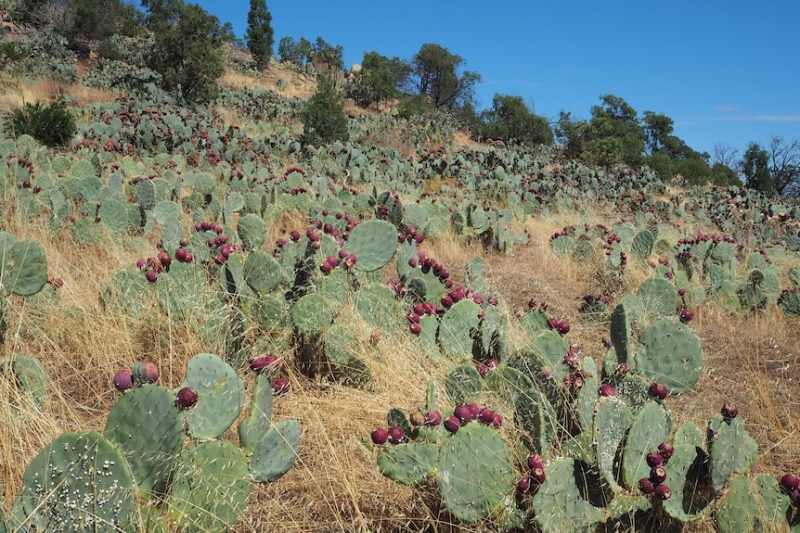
top-left (0, 47), bottom-right (799, 533)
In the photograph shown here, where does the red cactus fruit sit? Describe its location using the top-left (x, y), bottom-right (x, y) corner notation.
top-left (530, 466), bottom-right (546, 485)
top-left (409, 411), bottom-right (425, 427)
top-left (491, 413), bottom-right (503, 428)
top-left (272, 378), bottom-right (290, 396)
top-left (176, 387), bottom-right (198, 410)
top-left (517, 476), bottom-right (531, 494)
top-left (639, 478), bottom-right (655, 493)
top-left (721, 403), bottom-right (739, 420)
top-left (650, 466), bottom-right (667, 484)
top-left (658, 442), bottom-right (674, 461)
top-left (371, 428), bottom-right (388, 445)
top-left (387, 427), bottom-right (405, 445)
top-left (527, 454), bottom-right (545, 471)
top-left (478, 407), bottom-right (495, 425)
top-left (444, 415), bottom-right (461, 434)
top-left (113, 370), bottom-right (134, 392)
top-left (781, 473), bottom-right (800, 493)
top-left (424, 411), bottom-right (442, 426)
top-left (599, 384), bottom-right (616, 397)
top-left (646, 452), bottom-right (663, 468)
top-left (679, 307), bottom-right (694, 323)
top-left (249, 355), bottom-right (279, 373)
top-left (649, 382), bottom-right (668, 400)
top-left (654, 484), bottom-right (672, 500)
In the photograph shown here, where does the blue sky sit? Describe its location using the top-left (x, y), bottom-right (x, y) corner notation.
top-left (196, 0), bottom-right (799, 159)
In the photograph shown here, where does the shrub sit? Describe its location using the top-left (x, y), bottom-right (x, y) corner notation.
top-left (3, 100), bottom-right (77, 147)
top-left (300, 75), bottom-right (349, 146)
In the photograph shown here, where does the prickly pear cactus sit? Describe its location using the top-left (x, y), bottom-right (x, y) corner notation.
top-left (8, 356), bottom-right (47, 408)
top-left (622, 400), bottom-right (672, 489)
top-left (0, 237), bottom-right (48, 296)
top-left (103, 385), bottom-right (184, 499)
top-left (445, 365), bottom-right (482, 406)
top-left (249, 420), bottom-right (301, 482)
top-left (343, 219), bottom-right (397, 272)
top-left (638, 276), bottom-right (678, 320)
top-left (239, 373), bottom-right (273, 453)
top-left (634, 318), bottom-right (703, 394)
top-left (437, 423), bottom-right (516, 522)
top-left (661, 443), bottom-right (713, 521)
top-left (708, 414), bottom-right (758, 491)
top-left (438, 299), bottom-right (481, 361)
top-left (243, 249), bottom-right (282, 293)
top-left (631, 229), bottom-right (654, 261)
top-left (180, 353), bottom-right (245, 440)
top-left (594, 396), bottom-right (634, 494)
top-left (166, 439), bottom-right (251, 533)
top-left (7, 431), bottom-right (136, 533)
top-left (377, 440), bottom-right (439, 485)
top-left (531, 458), bottom-right (607, 533)
top-left (715, 473), bottom-right (791, 533)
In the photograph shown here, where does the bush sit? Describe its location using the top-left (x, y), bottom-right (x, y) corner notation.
top-left (300, 75), bottom-right (349, 146)
top-left (3, 100), bottom-right (77, 147)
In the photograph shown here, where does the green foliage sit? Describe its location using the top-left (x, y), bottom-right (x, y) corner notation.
top-left (478, 94), bottom-right (554, 145)
top-left (246, 0), bottom-right (274, 69)
top-left (277, 36), bottom-right (312, 64)
top-left (143, 0), bottom-right (225, 103)
top-left (410, 43), bottom-right (481, 110)
top-left (349, 51), bottom-right (410, 109)
top-left (741, 142), bottom-right (775, 196)
top-left (3, 100), bottom-right (76, 147)
top-left (300, 75), bottom-right (349, 146)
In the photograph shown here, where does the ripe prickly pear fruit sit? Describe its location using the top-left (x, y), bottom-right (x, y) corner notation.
top-left (599, 384), bottom-right (616, 397)
top-left (387, 427), bottom-right (405, 445)
top-left (454, 405), bottom-right (471, 424)
top-left (440, 295), bottom-right (453, 308)
top-left (679, 307), bottom-right (694, 323)
top-left (113, 370), bottom-right (133, 392)
top-left (491, 413), bottom-right (503, 428)
top-left (638, 478), bottom-right (655, 493)
top-left (444, 415), bottom-right (461, 434)
top-left (478, 364), bottom-right (489, 378)
top-left (657, 442), bottom-right (674, 461)
top-left (145, 269), bottom-right (158, 283)
top-left (527, 454), bottom-right (545, 471)
top-left (133, 360), bottom-right (158, 385)
top-left (530, 467), bottom-right (546, 485)
top-left (478, 407), bottom-right (495, 425)
top-left (781, 473), bottom-right (800, 493)
top-left (721, 403), bottom-right (738, 420)
top-left (290, 230), bottom-right (301, 241)
top-left (646, 452), bottom-right (663, 468)
top-left (319, 262), bottom-right (332, 274)
top-left (650, 466), bottom-right (667, 484)
top-left (467, 403), bottom-right (480, 421)
top-left (557, 321), bottom-right (570, 335)
top-left (654, 484), bottom-right (672, 500)
top-left (249, 355), bottom-right (279, 373)
top-left (517, 476), bottom-right (531, 494)
top-left (648, 382), bottom-right (668, 400)
top-left (272, 378), bottom-right (290, 396)
top-left (409, 411), bottom-right (425, 427)
top-left (176, 387), bottom-right (198, 410)
top-left (371, 428), bottom-right (388, 445)
top-left (424, 411), bottom-right (442, 426)
top-left (409, 322), bottom-right (422, 335)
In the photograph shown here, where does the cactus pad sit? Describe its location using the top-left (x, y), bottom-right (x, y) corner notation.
top-left (622, 400), bottom-right (672, 489)
top-left (634, 318), bottom-right (703, 394)
top-left (531, 458), bottom-right (607, 533)
top-left (250, 420), bottom-right (300, 482)
top-left (344, 219), bottom-right (397, 272)
top-left (180, 353), bottom-right (245, 440)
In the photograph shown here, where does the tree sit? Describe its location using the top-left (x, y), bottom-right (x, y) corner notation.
top-left (712, 142), bottom-right (739, 169)
top-left (142, 0), bottom-right (225, 103)
top-left (349, 51), bottom-right (410, 109)
top-left (768, 135), bottom-right (800, 196)
top-left (478, 94), bottom-right (553, 145)
top-left (642, 111), bottom-right (675, 155)
top-left (300, 75), bottom-right (349, 146)
top-left (741, 142), bottom-right (775, 196)
top-left (246, 0), bottom-right (273, 69)
top-left (277, 36), bottom-right (312, 64)
top-left (409, 43), bottom-right (481, 110)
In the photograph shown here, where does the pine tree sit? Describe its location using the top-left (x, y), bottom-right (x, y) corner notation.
top-left (246, 0), bottom-right (274, 70)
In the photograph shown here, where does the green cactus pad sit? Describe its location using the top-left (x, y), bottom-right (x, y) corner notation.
top-left (638, 276), bottom-right (679, 321)
top-left (8, 431), bottom-right (135, 533)
top-left (515, 387), bottom-right (557, 455)
top-left (519, 308), bottom-right (551, 336)
top-left (180, 353), bottom-right (245, 440)
top-left (10, 356), bottom-right (47, 408)
top-left (344, 219), bottom-right (397, 272)
top-left (438, 299), bottom-right (481, 361)
top-left (674, 421), bottom-right (706, 450)
top-left (244, 292), bottom-right (288, 331)
top-left (530, 330), bottom-right (571, 382)
top-left (551, 235), bottom-right (575, 257)
top-left (353, 284), bottom-right (402, 332)
top-left (485, 366), bottom-right (533, 408)
top-left (531, 458), bottom-right (608, 533)
top-left (437, 423), bottom-right (516, 522)
top-left (610, 303), bottom-right (632, 366)
top-left (0, 239), bottom-right (48, 296)
top-left (103, 385), bottom-right (184, 499)
top-left (631, 230), bottom-right (654, 261)
top-left (576, 356), bottom-right (599, 430)
top-left (291, 293), bottom-right (335, 336)
top-left (634, 318), bottom-right (703, 394)
top-left (445, 365), bottom-right (483, 406)
top-left (322, 324), bottom-right (356, 366)
top-left (708, 415), bottom-right (758, 491)
top-left (661, 443), bottom-right (714, 521)
top-left (622, 400), bottom-right (672, 490)
top-left (243, 249), bottom-right (283, 294)
top-left (594, 397), bottom-right (634, 494)
top-left (319, 265), bottom-right (349, 304)
top-left (155, 262), bottom-right (208, 320)
top-left (377, 441), bottom-right (438, 485)
top-left (237, 213), bottom-right (267, 252)
top-left (716, 473), bottom-right (792, 533)
top-left (239, 373), bottom-right (273, 454)
top-left (417, 313), bottom-right (441, 360)
top-left (100, 267), bottom-right (154, 320)
top-left (166, 439), bottom-right (251, 533)
top-left (250, 420), bottom-right (300, 482)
